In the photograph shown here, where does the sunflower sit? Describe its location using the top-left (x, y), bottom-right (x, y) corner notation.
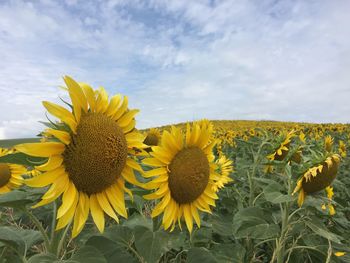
top-left (292, 154), bottom-right (340, 208)
top-left (143, 128), bottom-right (161, 151)
top-left (338, 140), bottom-right (346, 157)
top-left (142, 121), bottom-right (226, 233)
top-left (212, 155), bottom-right (233, 192)
top-left (15, 76), bottom-right (146, 237)
top-left (265, 130), bottom-right (295, 173)
top-left (0, 148), bottom-right (25, 194)
top-left (267, 130), bottom-right (294, 162)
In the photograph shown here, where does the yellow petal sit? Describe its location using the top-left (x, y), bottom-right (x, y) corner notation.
top-left (105, 184), bottom-right (127, 218)
top-left (26, 167), bottom-right (66, 187)
top-left (143, 157), bottom-right (166, 167)
top-left (143, 167), bottom-right (168, 178)
top-left (183, 204), bottom-right (193, 233)
top-left (112, 96), bottom-right (128, 121)
top-left (122, 119), bottom-right (136, 134)
top-left (117, 109), bottom-right (139, 128)
top-left (72, 192), bottom-right (90, 238)
top-left (80, 82), bottom-right (96, 112)
top-left (64, 76), bottom-right (88, 122)
top-left (298, 189), bottom-right (305, 207)
top-left (56, 187), bottom-right (79, 231)
top-left (90, 194), bottom-right (105, 233)
top-left (44, 129), bottom-right (71, 145)
top-left (97, 191), bottom-right (119, 222)
top-left (57, 182), bottom-right (78, 218)
top-left (106, 94), bottom-right (122, 117)
top-left (95, 87), bottom-right (109, 113)
top-left (121, 166), bottom-right (142, 187)
top-left (32, 175), bottom-right (69, 208)
top-left (15, 142), bottom-right (65, 157)
top-left (35, 155), bottom-right (63, 172)
top-left (191, 203), bottom-right (201, 227)
top-left (42, 101), bottom-right (77, 133)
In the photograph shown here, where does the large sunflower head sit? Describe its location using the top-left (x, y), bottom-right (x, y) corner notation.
top-left (292, 153), bottom-right (340, 208)
top-left (142, 121), bottom-right (229, 233)
top-left (15, 76), bottom-right (146, 237)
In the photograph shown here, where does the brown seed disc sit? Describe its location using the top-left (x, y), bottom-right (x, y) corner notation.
top-left (0, 163), bottom-right (11, 187)
top-left (144, 134), bottom-right (159, 147)
top-left (63, 112), bottom-right (128, 195)
top-left (303, 157), bottom-right (339, 193)
top-left (168, 147), bottom-right (210, 204)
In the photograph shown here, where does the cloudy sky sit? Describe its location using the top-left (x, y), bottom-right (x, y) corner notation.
top-left (0, 0), bottom-right (349, 139)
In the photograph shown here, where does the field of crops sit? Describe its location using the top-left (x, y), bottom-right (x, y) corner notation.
top-left (0, 119), bottom-right (349, 263)
top-left (0, 78), bottom-right (349, 263)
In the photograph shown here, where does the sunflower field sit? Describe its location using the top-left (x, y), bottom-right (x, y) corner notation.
top-left (0, 77), bottom-right (349, 263)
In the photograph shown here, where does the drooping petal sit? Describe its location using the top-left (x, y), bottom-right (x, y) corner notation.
top-left (15, 142), bottom-right (65, 157)
top-left (90, 194), bottom-right (105, 233)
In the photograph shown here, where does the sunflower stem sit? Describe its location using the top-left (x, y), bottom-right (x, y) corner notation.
top-left (50, 201), bottom-right (57, 244)
top-left (56, 221), bottom-right (72, 257)
top-left (22, 207), bottom-right (51, 253)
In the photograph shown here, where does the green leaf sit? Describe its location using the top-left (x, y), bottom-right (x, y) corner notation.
top-left (263, 183), bottom-right (294, 204)
top-left (187, 247), bottom-right (218, 263)
top-left (68, 245), bottom-right (107, 263)
top-left (18, 229), bottom-right (43, 248)
top-left (28, 254), bottom-right (59, 263)
top-left (86, 227), bottom-right (137, 263)
top-left (0, 190), bottom-right (35, 208)
top-left (0, 227), bottom-right (26, 256)
top-left (232, 207), bottom-right (280, 239)
top-left (210, 213), bottom-right (233, 237)
top-left (211, 243), bottom-right (246, 263)
top-left (306, 217), bottom-right (343, 244)
top-left (134, 226), bottom-right (169, 263)
top-left (122, 213), bottom-right (153, 231)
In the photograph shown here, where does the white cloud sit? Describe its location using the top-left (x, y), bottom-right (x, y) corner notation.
top-left (0, 0), bottom-right (349, 139)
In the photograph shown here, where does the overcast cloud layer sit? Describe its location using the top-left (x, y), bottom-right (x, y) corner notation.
top-left (0, 0), bottom-right (349, 139)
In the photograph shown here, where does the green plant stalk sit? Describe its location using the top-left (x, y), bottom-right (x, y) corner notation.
top-left (276, 166), bottom-right (293, 263)
top-left (22, 207), bottom-right (51, 253)
top-left (56, 222), bottom-right (72, 257)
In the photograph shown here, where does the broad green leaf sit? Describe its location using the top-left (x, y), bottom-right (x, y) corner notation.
top-left (306, 217), bottom-right (343, 244)
top-left (28, 254), bottom-right (59, 263)
top-left (210, 213), bottom-right (233, 236)
top-left (263, 183), bottom-right (294, 204)
top-left (211, 243), bottom-right (246, 263)
top-left (0, 227), bottom-right (26, 256)
top-left (122, 213), bottom-right (152, 230)
top-left (0, 190), bottom-right (35, 208)
top-left (187, 247), bottom-right (218, 263)
top-left (134, 226), bottom-right (169, 263)
top-left (232, 207), bottom-right (280, 239)
top-left (86, 228), bottom-right (137, 263)
top-left (68, 245), bottom-right (107, 263)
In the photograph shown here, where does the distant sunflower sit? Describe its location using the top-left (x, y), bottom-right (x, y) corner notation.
top-left (267, 130), bottom-right (294, 162)
top-left (212, 155), bottom-right (233, 192)
top-left (142, 121), bottom-right (224, 233)
top-left (15, 76), bottom-right (146, 237)
top-left (143, 128), bottom-right (161, 151)
top-left (0, 148), bottom-right (25, 194)
top-left (338, 140), bottom-right (346, 157)
top-left (292, 154), bottom-right (340, 208)
top-left (265, 130), bottom-right (295, 173)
